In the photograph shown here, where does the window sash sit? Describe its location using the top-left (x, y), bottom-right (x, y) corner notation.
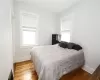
top-left (61, 30), bottom-right (70, 32)
top-left (20, 12), bottom-right (38, 47)
top-left (22, 27), bottom-right (36, 32)
top-left (22, 30), bottom-right (36, 46)
top-left (61, 30), bottom-right (70, 42)
top-left (22, 26), bottom-right (36, 29)
top-left (21, 27), bottom-right (36, 46)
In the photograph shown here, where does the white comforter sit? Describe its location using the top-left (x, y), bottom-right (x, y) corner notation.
top-left (30, 45), bottom-right (84, 80)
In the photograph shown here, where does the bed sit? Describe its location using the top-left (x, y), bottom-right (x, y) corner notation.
top-left (30, 44), bottom-right (84, 80)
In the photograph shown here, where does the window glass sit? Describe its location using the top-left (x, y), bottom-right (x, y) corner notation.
top-left (22, 30), bottom-right (36, 45)
top-left (61, 31), bottom-right (70, 42)
top-left (20, 12), bottom-right (38, 46)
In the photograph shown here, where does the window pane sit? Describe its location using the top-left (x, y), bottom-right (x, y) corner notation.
top-left (22, 30), bottom-right (36, 45)
top-left (61, 31), bottom-right (70, 42)
top-left (21, 13), bottom-right (38, 28)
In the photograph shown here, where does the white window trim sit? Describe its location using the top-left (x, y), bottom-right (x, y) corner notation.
top-left (60, 16), bottom-right (71, 42)
top-left (20, 11), bottom-right (39, 48)
top-left (61, 29), bottom-right (70, 32)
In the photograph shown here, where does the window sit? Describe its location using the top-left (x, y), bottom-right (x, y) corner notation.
top-left (20, 12), bottom-right (38, 46)
top-left (61, 30), bottom-right (70, 42)
top-left (61, 17), bottom-right (71, 42)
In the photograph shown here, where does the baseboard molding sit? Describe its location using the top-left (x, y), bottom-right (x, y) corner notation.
top-left (14, 55), bottom-right (31, 63)
top-left (82, 65), bottom-right (95, 74)
top-left (14, 56), bottom-right (95, 74)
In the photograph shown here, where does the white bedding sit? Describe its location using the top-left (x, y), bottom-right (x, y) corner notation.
top-left (30, 45), bottom-right (84, 80)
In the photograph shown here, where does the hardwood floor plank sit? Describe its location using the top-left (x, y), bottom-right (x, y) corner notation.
top-left (14, 60), bottom-right (91, 80)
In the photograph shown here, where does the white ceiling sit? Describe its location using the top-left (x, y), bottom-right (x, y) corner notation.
top-left (15, 0), bottom-right (81, 12)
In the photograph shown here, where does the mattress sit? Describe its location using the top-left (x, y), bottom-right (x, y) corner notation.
top-left (30, 44), bottom-right (84, 80)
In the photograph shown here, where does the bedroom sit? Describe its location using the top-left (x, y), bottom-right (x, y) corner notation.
top-left (0, 0), bottom-right (100, 80)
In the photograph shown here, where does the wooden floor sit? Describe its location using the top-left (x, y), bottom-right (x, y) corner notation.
top-left (14, 60), bottom-right (91, 80)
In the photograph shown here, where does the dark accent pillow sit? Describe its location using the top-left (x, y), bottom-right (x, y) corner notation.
top-left (68, 42), bottom-right (76, 49)
top-left (59, 41), bottom-right (68, 48)
top-left (72, 44), bottom-right (82, 51)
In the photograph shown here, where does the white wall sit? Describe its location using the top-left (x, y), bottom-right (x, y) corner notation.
top-left (72, 0), bottom-right (100, 73)
top-left (14, 1), bottom-right (58, 62)
top-left (14, 0), bottom-right (100, 74)
top-left (0, 0), bottom-right (13, 80)
top-left (60, 0), bottom-right (100, 74)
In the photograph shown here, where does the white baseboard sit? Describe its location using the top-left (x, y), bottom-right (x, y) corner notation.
top-left (14, 55), bottom-right (31, 63)
top-left (14, 55), bottom-right (95, 74)
top-left (82, 65), bottom-right (95, 74)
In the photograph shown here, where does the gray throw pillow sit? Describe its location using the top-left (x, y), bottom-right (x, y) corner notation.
top-left (59, 41), bottom-right (68, 48)
top-left (68, 42), bottom-right (76, 49)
